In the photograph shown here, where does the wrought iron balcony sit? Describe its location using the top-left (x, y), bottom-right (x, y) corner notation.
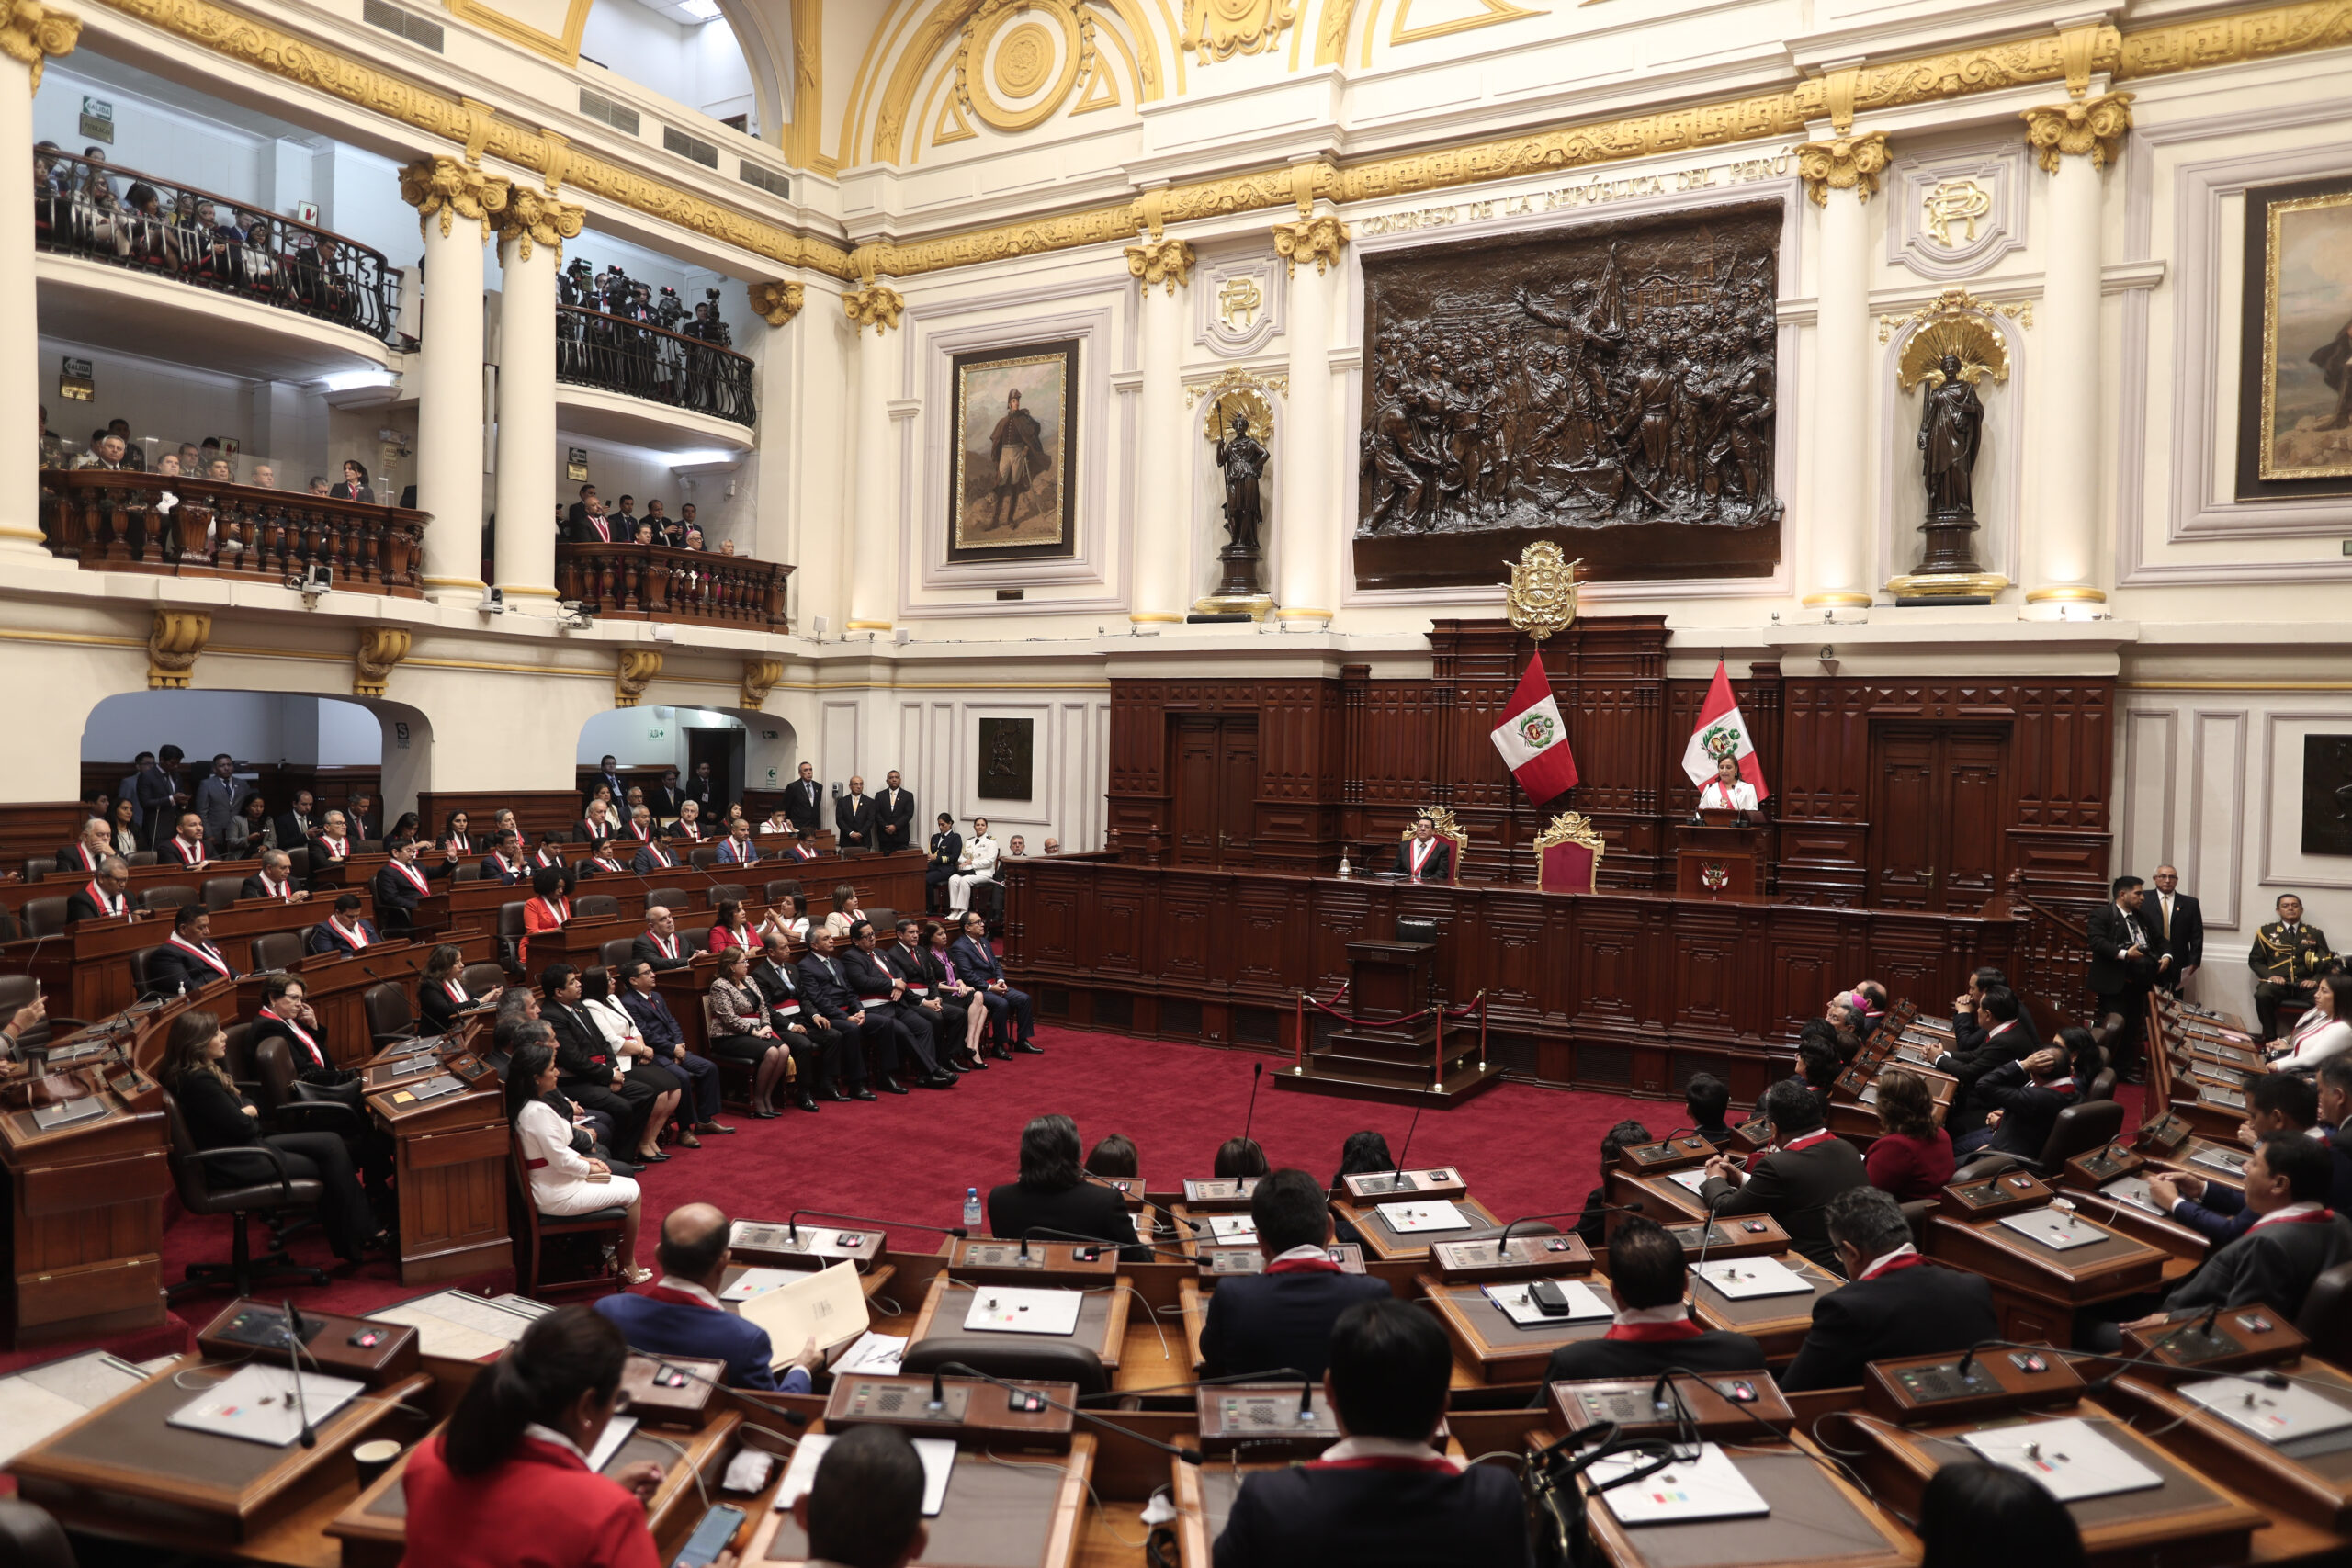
top-left (555, 541), bottom-right (790, 630)
top-left (557, 304), bottom-right (756, 427)
top-left (34, 149), bottom-right (400, 341)
top-left (40, 469), bottom-right (428, 595)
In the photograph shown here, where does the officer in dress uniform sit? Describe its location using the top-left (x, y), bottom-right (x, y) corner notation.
top-left (2250, 894), bottom-right (2335, 1042)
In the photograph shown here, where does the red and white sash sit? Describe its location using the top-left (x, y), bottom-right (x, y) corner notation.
top-left (1264, 1254), bottom-right (1341, 1276)
top-left (69, 843), bottom-right (98, 871)
top-left (530, 897), bottom-right (571, 926)
top-left (1602, 1315), bottom-right (1704, 1343)
top-left (82, 879), bottom-right (126, 916)
top-left (489, 853), bottom-right (516, 880)
top-left (389, 860), bottom-right (430, 895)
top-left (2249, 1202), bottom-right (2334, 1234)
top-left (258, 874), bottom-right (291, 901)
top-left (630, 821), bottom-right (650, 841)
top-left (1858, 1247), bottom-right (1928, 1281)
top-left (678, 821), bottom-right (703, 842)
top-left (327, 917), bottom-right (369, 951)
top-left (318, 836), bottom-right (348, 861)
top-left (168, 933), bottom-right (232, 977)
top-left (443, 836), bottom-right (467, 856)
top-left (641, 841), bottom-right (673, 867)
top-left (1408, 837), bottom-right (1438, 877)
top-left (172, 838), bottom-right (207, 866)
top-left (261, 1006), bottom-right (325, 1068)
top-left (1781, 1128), bottom-right (1838, 1155)
top-left (649, 931), bottom-right (680, 960)
top-left (443, 978), bottom-right (470, 1006)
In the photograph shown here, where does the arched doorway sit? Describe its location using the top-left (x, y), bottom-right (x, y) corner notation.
top-left (578, 705), bottom-right (797, 817)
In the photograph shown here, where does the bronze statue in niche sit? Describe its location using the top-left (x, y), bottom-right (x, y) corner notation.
top-left (1354, 203), bottom-right (1782, 590)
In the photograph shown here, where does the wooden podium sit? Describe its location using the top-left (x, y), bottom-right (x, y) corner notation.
top-left (1672, 812), bottom-right (1763, 897)
top-left (1272, 937), bottom-right (1502, 1106)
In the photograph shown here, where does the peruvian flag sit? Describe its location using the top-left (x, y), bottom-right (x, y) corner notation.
top-left (1681, 660), bottom-right (1768, 800)
top-left (1489, 653), bottom-right (1579, 802)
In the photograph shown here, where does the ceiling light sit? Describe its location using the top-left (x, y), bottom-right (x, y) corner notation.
top-left (678, 0), bottom-right (721, 17)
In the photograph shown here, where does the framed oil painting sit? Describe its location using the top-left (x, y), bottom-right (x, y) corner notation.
top-left (947, 339), bottom-right (1080, 565)
top-left (978, 717), bottom-right (1034, 801)
top-left (2305, 733), bottom-right (2352, 857)
top-left (2237, 175), bottom-right (2352, 500)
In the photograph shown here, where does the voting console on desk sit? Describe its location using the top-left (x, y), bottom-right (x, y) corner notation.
top-left (1616, 1136), bottom-right (1718, 1176)
top-left (907, 1276), bottom-right (1128, 1370)
top-left (1686, 1254), bottom-right (1844, 1360)
top-left (2134, 1113), bottom-right (2250, 1193)
top-left (1340, 1166), bottom-right (1471, 1201)
top-left (1665, 1214), bottom-right (1790, 1260)
top-left (1197, 1241), bottom-right (1367, 1282)
top-left (1420, 1273), bottom-right (1618, 1384)
top-left (948, 1238), bottom-right (1119, 1287)
top-left (620, 1352), bottom-right (727, 1430)
top-left (2099, 1359), bottom-right (2352, 1534)
top-left (1861, 1343), bottom-right (2085, 1423)
top-left (822, 1373), bottom-right (1075, 1451)
top-left (1430, 1231), bottom-right (1592, 1282)
top-left (1549, 1372), bottom-right (1792, 1439)
top-left (1939, 1171), bottom-right (2053, 1219)
top-left (1196, 1382), bottom-right (1342, 1457)
top-left (1328, 1195), bottom-right (1504, 1264)
top-left (195, 1300), bottom-right (422, 1387)
top-left (730, 1220), bottom-right (888, 1274)
top-left (1179, 1177), bottom-right (1258, 1212)
top-left (748, 1431), bottom-right (1094, 1568)
top-left (1926, 1209), bottom-right (2166, 1306)
top-left (2119, 1303), bottom-right (2309, 1380)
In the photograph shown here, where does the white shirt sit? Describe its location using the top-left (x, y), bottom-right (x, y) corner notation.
top-left (653, 1276), bottom-right (722, 1310)
top-left (2273, 1014), bottom-right (2352, 1071)
top-left (963, 835), bottom-right (1000, 876)
top-left (1699, 779), bottom-right (1758, 811)
top-left (1611, 1302), bottom-right (1693, 1326)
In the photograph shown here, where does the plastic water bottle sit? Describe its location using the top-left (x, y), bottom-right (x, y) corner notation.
top-left (963, 1187), bottom-right (982, 1230)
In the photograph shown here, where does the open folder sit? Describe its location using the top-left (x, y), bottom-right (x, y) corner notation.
top-left (734, 1259), bottom-right (869, 1367)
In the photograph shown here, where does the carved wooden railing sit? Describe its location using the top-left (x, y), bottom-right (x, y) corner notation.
top-left (556, 304), bottom-right (755, 426)
top-left (1984, 869), bottom-right (2097, 1028)
top-left (34, 150), bottom-right (400, 340)
top-left (40, 470), bottom-right (427, 596)
top-left (555, 542), bottom-right (790, 630)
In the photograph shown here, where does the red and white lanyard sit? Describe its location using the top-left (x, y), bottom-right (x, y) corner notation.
top-left (644, 841), bottom-right (672, 866)
top-left (680, 821), bottom-right (702, 841)
top-left (531, 897), bottom-right (571, 925)
top-left (1781, 1128), bottom-right (1838, 1154)
top-left (444, 836), bottom-right (468, 856)
top-left (261, 1006), bottom-right (324, 1067)
top-left (169, 933), bottom-right (231, 976)
top-left (329, 918), bottom-right (368, 950)
top-left (83, 879), bottom-right (125, 915)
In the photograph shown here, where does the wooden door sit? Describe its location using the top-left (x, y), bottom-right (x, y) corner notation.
top-left (1868, 725), bottom-right (2008, 911)
top-left (1216, 722), bottom-right (1258, 864)
top-left (1169, 717), bottom-right (1258, 866)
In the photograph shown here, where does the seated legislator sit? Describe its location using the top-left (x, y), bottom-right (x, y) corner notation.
top-left (595, 1203), bottom-right (820, 1392)
top-left (249, 973), bottom-right (359, 1090)
top-left (952, 909), bottom-right (1038, 1055)
top-left (1781, 1187), bottom-right (1997, 1392)
top-left (1202, 1168), bottom-right (1390, 1380)
top-left (1212, 1298), bottom-right (1531, 1568)
top-left (632, 905), bottom-right (695, 973)
top-left (630, 830), bottom-right (680, 874)
top-left (161, 810), bottom-right (211, 870)
top-left (797, 928), bottom-right (900, 1095)
top-left (239, 849), bottom-right (310, 904)
top-left (574, 799), bottom-right (616, 844)
top-left (54, 815), bottom-right (113, 876)
top-left (144, 904), bottom-right (239, 996)
top-left (749, 933), bottom-right (855, 1103)
top-left (670, 799), bottom-right (708, 844)
top-left (1864, 1068), bottom-right (1955, 1201)
top-left (64, 855), bottom-right (137, 923)
top-left (576, 840), bottom-right (630, 878)
top-left (1542, 1216), bottom-right (1765, 1384)
top-left (2145, 1074), bottom-right (2322, 1243)
top-left (543, 965), bottom-right (667, 1162)
top-left (1698, 1077), bottom-right (1869, 1275)
top-left (789, 1425), bottom-right (929, 1568)
top-left (1392, 813), bottom-right (1452, 882)
top-left (508, 1042), bottom-right (649, 1280)
top-left (987, 1114), bottom-right (1147, 1259)
top-left (2112, 1134), bottom-right (2352, 1340)
top-left (520, 866), bottom-right (571, 969)
top-left (707, 947), bottom-right (803, 1117)
top-left (419, 943), bottom-right (480, 1034)
top-left (371, 837), bottom-right (456, 935)
top-left (1695, 753), bottom-right (1758, 812)
top-left (479, 829), bottom-right (528, 886)
top-left (398, 1307), bottom-right (665, 1568)
top-left (530, 831), bottom-right (571, 871)
top-left (1686, 1073), bottom-right (1736, 1149)
top-left (2271, 972), bottom-right (2352, 1072)
top-left (1934, 984), bottom-right (2039, 1127)
top-left (1952, 1030), bottom-right (2097, 1159)
top-left (308, 893), bottom-right (379, 956)
top-left (307, 809), bottom-right (357, 882)
top-left (2322, 1056), bottom-right (2352, 1213)
top-left (706, 900), bottom-right (757, 956)
top-left (715, 819), bottom-right (761, 866)
top-left (615, 960), bottom-right (729, 1134)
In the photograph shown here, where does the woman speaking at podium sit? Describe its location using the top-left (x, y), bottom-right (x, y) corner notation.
top-left (1697, 755), bottom-right (1758, 812)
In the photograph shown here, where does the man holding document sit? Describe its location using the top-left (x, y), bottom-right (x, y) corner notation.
top-left (595, 1204), bottom-right (827, 1391)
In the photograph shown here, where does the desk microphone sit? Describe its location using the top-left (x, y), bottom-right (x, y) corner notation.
top-left (936, 1361), bottom-right (1204, 1465)
top-left (784, 1209), bottom-right (967, 1246)
top-left (1240, 1061), bottom-right (1263, 1147)
top-left (637, 1359), bottom-right (812, 1429)
top-left (283, 1298), bottom-right (315, 1448)
top-left (1491, 1211), bottom-right (1597, 1255)
top-left (1369, 1100), bottom-right (1427, 1196)
top-left (1690, 1188), bottom-right (1735, 1276)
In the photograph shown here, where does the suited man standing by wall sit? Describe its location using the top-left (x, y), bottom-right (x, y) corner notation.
top-left (783, 761), bottom-right (825, 835)
top-left (191, 754), bottom-right (250, 849)
top-left (2147, 864), bottom-right (2202, 996)
top-left (836, 775), bottom-right (876, 852)
top-left (2087, 874), bottom-right (2158, 1082)
top-left (875, 770), bottom-right (915, 855)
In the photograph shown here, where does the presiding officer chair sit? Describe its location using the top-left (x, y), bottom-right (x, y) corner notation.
top-left (1533, 809), bottom-right (1606, 895)
top-left (1396, 806), bottom-right (1469, 885)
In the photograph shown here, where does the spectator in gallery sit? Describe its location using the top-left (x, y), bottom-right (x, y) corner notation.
top-left (309, 476), bottom-right (330, 495)
top-left (331, 459), bottom-right (372, 502)
top-left (252, 462), bottom-right (277, 489)
top-left (38, 404), bottom-right (64, 468)
top-left (1007, 836), bottom-right (1027, 857)
top-left (1044, 838), bottom-right (1062, 855)
top-left (75, 431), bottom-right (128, 469)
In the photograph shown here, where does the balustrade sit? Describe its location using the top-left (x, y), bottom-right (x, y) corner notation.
top-left (40, 470), bottom-right (426, 595)
top-left (556, 304), bottom-right (755, 426)
top-left (555, 541), bottom-right (790, 629)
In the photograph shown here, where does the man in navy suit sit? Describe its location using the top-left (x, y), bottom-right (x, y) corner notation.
top-left (479, 829), bottom-right (527, 886)
top-left (2145, 1074), bottom-right (2321, 1242)
top-left (1541, 1216), bottom-right (1765, 1384)
top-left (1212, 1296), bottom-right (1530, 1567)
top-left (308, 893), bottom-right (381, 955)
top-left (950, 910), bottom-right (1039, 1055)
top-left (594, 1203), bottom-right (820, 1391)
top-left (1781, 1186), bottom-right (1996, 1392)
top-left (1201, 1168), bottom-right (1387, 1382)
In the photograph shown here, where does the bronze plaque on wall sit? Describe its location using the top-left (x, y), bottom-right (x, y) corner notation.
top-left (1355, 202), bottom-right (1782, 590)
top-left (2305, 734), bottom-right (2352, 857)
top-left (978, 717), bottom-right (1035, 801)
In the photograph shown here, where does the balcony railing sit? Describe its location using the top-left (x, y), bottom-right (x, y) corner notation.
top-left (34, 150), bottom-right (401, 342)
top-left (40, 470), bottom-right (428, 596)
top-left (557, 304), bottom-right (756, 427)
top-left (555, 542), bottom-right (790, 630)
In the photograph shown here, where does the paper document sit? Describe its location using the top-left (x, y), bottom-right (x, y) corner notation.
top-left (963, 1286), bottom-right (1084, 1337)
top-left (1205, 1214), bottom-right (1260, 1244)
top-left (1482, 1280), bottom-right (1611, 1326)
top-left (1375, 1199), bottom-right (1469, 1235)
top-left (1664, 1169), bottom-right (1712, 1196)
top-left (720, 1267), bottom-right (804, 1303)
top-left (737, 1259), bottom-right (869, 1359)
top-left (1589, 1442), bottom-right (1770, 1525)
top-left (0, 1351), bottom-right (147, 1466)
top-left (831, 1331), bottom-right (905, 1375)
top-left (777, 1433), bottom-right (956, 1516)
top-left (1996, 1207), bottom-right (2105, 1252)
top-left (366, 1290), bottom-right (543, 1360)
top-left (587, 1414), bottom-right (638, 1472)
top-left (2181, 1377), bottom-right (2352, 1445)
top-left (1962, 1418), bottom-right (2163, 1502)
top-left (167, 1363), bottom-right (363, 1447)
top-left (1692, 1256), bottom-right (1815, 1300)
top-left (2189, 1146), bottom-right (2250, 1178)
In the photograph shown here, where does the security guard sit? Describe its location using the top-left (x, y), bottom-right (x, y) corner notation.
top-left (2249, 893), bottom-right (2334, 1041)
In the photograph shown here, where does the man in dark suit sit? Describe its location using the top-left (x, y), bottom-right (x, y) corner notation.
top-left (238, 850), bottom-right (310, 904)
top-left (191, 753), bottom-right (249, 848)
top-left (616, 960), bottom-right (729, 1134)
top-left (143, 905), bottom-right (238, 997)
top-left (274, 789), bottom-right (318, 854)
top-left (345, 795), bottom-right (377, 845)
top-left (1698, 1078), bottom-right (1870, 1276)
top-left (1392, 813), bottom-right (1453, 881)
top-left (782, 761), bottom-right (824, 835)
top-left (1934, 984), bottom-right (2039, 1130)
top-left (749, 933), bottom-right (860, 1101)
top-left (875, 770), bottom-right (915, 854)
top-left (573, 798), bottom-right (617, 843)
top-left (686, 761), bottom-right (721, 815)
top-left (590, 755), bottom-right (627, 805)
top-left (370, 838), bottom-right (455, 935)
top-left (2087, 874), bottom-right (2157, 1080)
top-left (1540, 1216), bottom-right (1765, 1385)
top-left (1954, 1043), bottom-right (2085, 1160)
top-left (835, 774), bottom-right (876, 852)
top-left (631, 832), bottom-right (681, 874)
top-left (141, 746), bottom-right (187, 852)
top-left (595, 1204), bottom-right (818, 1390)
top-left (55, 816), bottom-right (113, 876)
top-left (2115, 1136), bottom-right (2352, 1340)
top-left (2318, 1057), bottom-right (2352, 1215)
top-left (308, 809), bottom-right (358, 884)
top-left (1781, 1187), bottom-right (1998, 1391)
top-left (115, 750), bottom-right (158, 837)
top-left (984, 1113), bottom-right (1147, 1260)
top-left (951, 913), bottom-right (1038, 1055)
top-left (479, 829), bottom-right (527, 885)
top-left (631, 905), bottom-right (695, 973)
top-left (2147, 1075), bottom-right (2321, 1242)
top-left (648, 768), bottom-right (685, 825)
top-left (64, 857), bottom-right (138, 923)
top-left (842, 920), bottom-right (951, 1088)
top-left (880, 919), bottom-right (978, 1072)
top-left (309, 893), bottom-right (380, 955)
top-left (1947, 965), bottom-right (2007, 1054)
top-left (563, 483), bottom-right (606, 540)
top-left (1212, 1297), bottom-right (1529, 1567)
top-left (1202, 1168), bottom-right (1391, 1381)
top-left (2147, 864), bottom-right (2202, 995)
top-left (798, 929), bottom-right (904, 1094)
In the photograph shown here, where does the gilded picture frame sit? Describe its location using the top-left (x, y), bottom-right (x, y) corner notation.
top-left (947, 339), bottom-right (1080, 564)
top-left (2237, 175), bottom-right (2352, 499)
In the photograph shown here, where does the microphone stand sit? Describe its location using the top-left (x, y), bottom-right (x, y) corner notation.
top-left (784, 1209), bottom-right (967, 1246)
top-left (1363, 1100), bottom-right (1426, 1197)
top-left (284, 1298), bottom-right (315, 1448)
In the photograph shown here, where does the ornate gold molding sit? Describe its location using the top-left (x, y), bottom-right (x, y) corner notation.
top-left (2021, 91), bottom-right (2134, 174)
top-left (1183, 0), bottom-right (1296, 62)
top-left (1124, 236), bottom-right (1195, 294)
top-left (1271, 215), bottom-right (1349, 276)
top-left (353, 627), bottom-right (412, 698)
top-left (748, 280), bottom-right (808, 326)
top-left (1184, 365), bottom-right (1288, 410)
top-left (741, 658), bottom-right (783, 710)
top-left (843, 283), bottom-right (906, 333)
top-left (148, 610), bottom-right (209, 691)
top-left (494, 186), bottom-right (585, 263)
top-left (400, 155), bottom-right (512, 242)
top-left (1796, 130), bottom-right (1891, 204)
top-left (616, 648), bottom-right (663, 708)
top-left (2, 0), bottom-right (80, 91)
top-left (1878, 288), bottom-right (2031, 344)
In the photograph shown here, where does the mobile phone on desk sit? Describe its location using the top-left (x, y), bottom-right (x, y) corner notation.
top-left (673, 1503), bottom-right (746, 1568)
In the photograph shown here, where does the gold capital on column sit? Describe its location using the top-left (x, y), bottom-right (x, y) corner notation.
top-left (1796, 130), bottom-right (1891, 205)
top-left (147, 610), bottom-right (210, 690)
top-left (353, 627), bottom-right (412, 698)
top-left (741, 658), bottom-right (783, 710)
top-left (1125, 237), bottom-right (1196, 296)
top-left (398, 154), bottom-right (513, 241)
top-left (748, 281), bottom-right (807, 327)
top-left (493, 187), bottom-right (584, 263)
top-left (616, 648), bottom-right (663, 708)
top-left (2021, 92), bottom-right (2134, 174)
top-left (0, 0), bottom-right (77, 90)
top-left (843, 283), bottom-right (905, 334)
top-left (1270, 215), bottom-right (1348, 277)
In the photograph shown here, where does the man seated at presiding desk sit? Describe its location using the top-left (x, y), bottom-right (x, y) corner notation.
top-left (595, 1202), bottom-right (821, 1392)
top-left (1212, 1298), bottom-right (1530, 1568)
top-left (1780, 1187), bottom-right (1996, 1392)
top-left (987, 1113), bottom-right (1148, 1260)
top-left (1202, 1168), bottom-right (1389, 1381)
top-left (1698, 1077), bottom-right (1869, 1276)
top-left (2145, 1074), bottom-right (2323, 1244)
top-left (1392, 813), bottom-right (1453, 881)
top-left (1540, 1216), bottom-right (1763, 1384)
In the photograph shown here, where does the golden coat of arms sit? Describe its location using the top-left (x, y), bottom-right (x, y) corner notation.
top-left (1505, 543), bottom-right (1582, 642)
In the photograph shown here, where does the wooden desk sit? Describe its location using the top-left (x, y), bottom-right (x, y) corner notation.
top-left (1926, 1211), bottom-right (2166, 1343)
top-left (2100, 1361), bottom-right (2352, 1536)
top-left (1671, 819), bottom-right (1763, 898)
top-left (748, 1431), bottom-right (1093, 1568)
top-left (1171, 1457), bottom-right (1283, 1566)
top-left (907, 1275), bottom-right (1132, 1373)
top-left (1578, 1433), bottom-right (1917, 1568)
top-left (2057, 1170), bottom-right (2213, 1266)
top-left (1329, 1195), bottom-right (1503, 1266)
top-left (1686, 1253), bottom-right (1843, 1362)
top-left (1606, 1168), bottom-right (1713, 1229)
top-left (1420, 1272), bottom-right (1617, 1385)
top-left (365, 1033), bottom-right (507, 1284)
top-left (8, 1354), bottom-right (435, 1553)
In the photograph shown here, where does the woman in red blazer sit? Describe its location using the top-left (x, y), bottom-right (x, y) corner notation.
top-left (706, 897), bottom-right (755, 955)
top-left (1863, 1067), bottom-right (1954, 1201)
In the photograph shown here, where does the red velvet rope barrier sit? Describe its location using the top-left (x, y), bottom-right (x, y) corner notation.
top-left (1298, 988), bottom-right (1486, 1030)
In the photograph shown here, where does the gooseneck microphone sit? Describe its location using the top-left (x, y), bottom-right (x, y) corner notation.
top-left (284, 1299), bottom-right (316, 1449)
top-left (784, 1209), bottom-right (967, 1245)
top-left (1378, 1100), bottom-right (1427, 1194)
top-left (1240, 1061), bottom-right (1263, 1147)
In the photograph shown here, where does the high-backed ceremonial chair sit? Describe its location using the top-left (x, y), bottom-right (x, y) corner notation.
top-left (201, 875), bottom-right (244, 911)
top-left (506, 1126), bottom-right (626, 1300)
top-left (573, 893), bottom-right (620, 920)
top-left (250, 930), bottom-right (305, 974)
top-left (162, 1088), bottom-right (328, 1301)
top-left (902, 1336), bottom-right (1109, 1399)
top-left (1533, 810), bottom-right (1605, 895)
top-left (1396, 806), bottom-right (1468, 885)
top-left (363, 983), bottom-right (415, 1049)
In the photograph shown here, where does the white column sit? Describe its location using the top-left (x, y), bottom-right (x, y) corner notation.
top-left (0, 27), bottom-right (76, 557)
top-left (492, 194), bottom-right (578, 614)
top-left (401, 157), bottom-right (504, 603)
top-left (1796, 131), bottom-right (1886, 622)
top-left (844, 284), bottom-right (904, 634)
top-left (1272, 216), bottom-right (1345, 626)
top-left (2022, 94), bottom-right (2131, 619)
top-left (1125, 238), bottom-right (1193, 625)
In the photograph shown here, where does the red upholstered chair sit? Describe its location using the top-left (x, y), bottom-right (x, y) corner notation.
top-left (1534, 811), bottom-right (1606, 895)
top-left (1396, 807), bottom-right (1467, 885)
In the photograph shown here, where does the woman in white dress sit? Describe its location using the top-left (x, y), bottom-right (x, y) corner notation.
top-left (757, 892), bottom-right (809, 946)
top-left (505, 1041), bottom-right (650, 1284)
top-left (948, 817), bottom-right (1000, 919)
top-left (2271, 972), bottom-right (2352, 1072)
top-left (1696, 755), bottom-right (1758, 813)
